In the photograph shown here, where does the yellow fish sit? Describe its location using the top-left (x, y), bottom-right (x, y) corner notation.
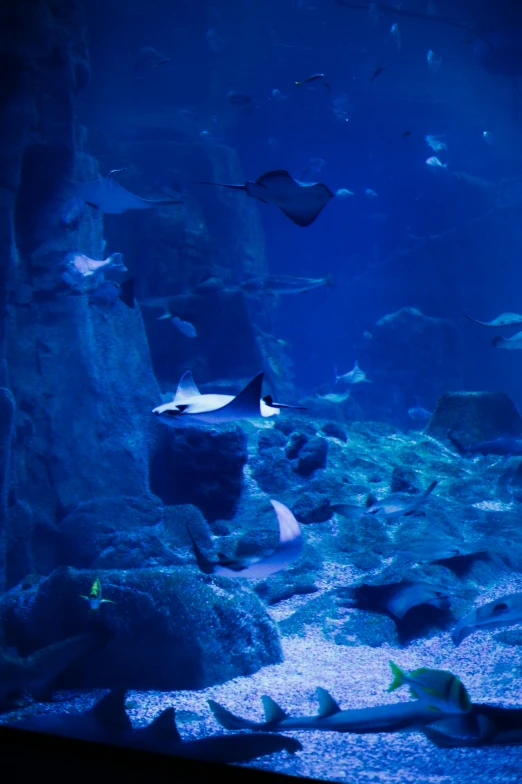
top-left (80, 578), bottom-right (115, 612)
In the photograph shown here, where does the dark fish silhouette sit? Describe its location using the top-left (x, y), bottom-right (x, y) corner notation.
top-left (13, 689), bottom-right (302, 762)
top-left (448, 430), bottom-right (522, 458)
top-left (77, 169), bottom-right (182, 215)
top-left (463, 312), bottom-right (522, 328)
top-left (350, 581), bottom-right (450, 621)
top-left (194, 169), bottom-right (334, 226)
top-left (0, 633), bottom-right (100, 708)
top-left (423, 703), bottom-right (522, 747)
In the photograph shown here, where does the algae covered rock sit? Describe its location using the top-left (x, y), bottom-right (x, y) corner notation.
top-left (0, 565), bottom-right (282, 690)
top-left (427, 391), bottom-right (522, 441)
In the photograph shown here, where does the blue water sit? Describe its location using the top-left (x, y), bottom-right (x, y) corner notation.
top-left (3, 1), bottom-right (522, 781)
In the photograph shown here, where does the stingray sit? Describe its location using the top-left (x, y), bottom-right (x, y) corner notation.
top-left (76, 169), bottom-right (182, 214)
top-left (194, 169), bottom-right (335, 226)
top-left (152, 370), bottom-right (277, 425)
top-left (187, 500), bottom-right (303, 579)
top-left (491, 330), bottom-right (522, 349)
top-left (349, 581), bottom-right (450, 622)
top-left (463, 312), bottom-right (522, 328)
top-left (452, 592), bottom-right (522, 646)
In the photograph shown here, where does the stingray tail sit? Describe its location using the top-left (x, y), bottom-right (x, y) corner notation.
top-left (193, 181), bottom-right (246, 191)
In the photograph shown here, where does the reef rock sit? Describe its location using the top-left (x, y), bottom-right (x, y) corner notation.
top-left (427, 391), bottom-right (522, 441)
top-left (0, 565), bottom-right (282, 690)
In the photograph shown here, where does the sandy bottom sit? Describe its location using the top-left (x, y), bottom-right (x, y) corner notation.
top-left (3, 576), bottom-right (522, 784)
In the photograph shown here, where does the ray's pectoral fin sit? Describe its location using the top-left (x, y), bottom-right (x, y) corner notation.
top-left (220, 372), bottom-right (264, 418)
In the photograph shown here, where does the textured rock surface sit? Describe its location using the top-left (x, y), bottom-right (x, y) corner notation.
top-left (427, 390), bottom-right (522, 441)
top-left (0, 565), bottom-right (283, 690)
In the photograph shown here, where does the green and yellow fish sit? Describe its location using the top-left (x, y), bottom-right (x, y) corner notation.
top-left (388, 661), bottom-right (471, 714)
top-left (80, 578), bottom-right (115, 612)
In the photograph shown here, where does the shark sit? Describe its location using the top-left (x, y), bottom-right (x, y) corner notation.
top-left (11, 689), bottom-right (302, 763)
top-left (448, 430), bottom-right (522, 458)
top-left (0, 632), bottom-right (101, 709)
top-left (152, 370), bottom-right (280, 426)
top-left (76, 169), bottom-right (182, 215)
top-left (208, 687), bottom-right (457, 735)
top-left (194, 169), bottom-right (335, 227)
top-left (452, 592), bottom-right (522, 646)
top-left (364, 480), bottom-right (438, 520)
top-left (187, 499), bottom-right (303, 579)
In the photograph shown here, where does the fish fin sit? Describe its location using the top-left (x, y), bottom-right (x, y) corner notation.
top-left (420, 480), bottom-right (437, 500)
top-left (261, 695), bottom-right (289, 723)
top-left (207, 700), bottom-right (259, 731)
top-left (89, 689), bottom-right (132, 731)
top-left (146, 708), bottom-right (182, 743)
top-left (118, 278), bottom-right (136, 309)
top-left (173, 370), bottom-right (201, 403)
top-left (491, 336), bottom-right (502, 347)
top-left (270, 499), bottom-right (302, 547)
top-left (193, 180), bottom-right (246, 191)
top-left (316, 687), bottom-right (341, 717)
top-left (219, 371), bottom-right (264, 418)
top-left (387, 661), bottom-right (405, 692)
top-left (79, 595), bottom-right (89, 601)
top-left (365, 493), bottom-right (377, 508)
top-left (100, 599), bottom-right (116, 605)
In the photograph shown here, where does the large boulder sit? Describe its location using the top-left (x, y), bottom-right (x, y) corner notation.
top-left (0, 565), bottom-right (282, 690)
top-left (427, 390), bottom-right (522, 441)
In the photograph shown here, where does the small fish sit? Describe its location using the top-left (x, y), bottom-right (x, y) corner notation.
top-left (425, 134), bottom-right (447, 152)
top-left (390, 23), bottom-right (401, 51)
top-left (370, 65), bottom-right (386, 83)
top-left (171, 316), bottom-right (197, 338)
top-left (89, 279), bottom-right (136, 310)
top-left (491, 331), bottom-right (522, 349)
top-left (463, 312), bottom-right (522, 328)
top-left (427, 49), bottom-right (442, 72)
top-left (62, 252), bottom-right (127, 285)
top-left (452, 593), bottom-right (522, 646)
top-left (227, 91), bottom-right (256, 112)
top-left (483, 131), bottom-right (493, 145)
top-left (241, 274), bottom-right (333, 296)
top-left (426, 156), bottom-right (447, 168)
top-left (295, 73), bottom-right (326, 86)
top-left (402, 130), bottom-right (411, 138)
top-left (335, 188), bottom-right (354, 198)
top-left (80, 577), bottom-right (115, 612)
top-left (316, 390), bottom-right (351, 404)
top-left (364, 480), bottom-right (437, 520)
top-left (364, 188), bottom-right (378, 198)
top-left (61, 197), bottom-right (85, 230)
top-left (407, 399), bottom-right (433, 422)
top-left (133, 46), bottom-right (170, 80)
top-left (269, 88), bottom-right (287, 102)
top-left (387, 662), bottom-right (472, 714)
top-left (448, 430), bottom-right (522, 458)
top-left (335, 360), bottom-right (371, 385)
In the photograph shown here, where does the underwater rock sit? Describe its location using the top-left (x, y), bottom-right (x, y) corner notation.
top-left (0, 566), bottom-right (282, 690)
top-left (427, 391), bottom-right (522, 442)
top-left (150, 424), bottom-right (248, 521)
top-left (390, 465), bottom-right (421, 494)
top-left (293, 436), bottom-right (328, 477)
top-left (251, 447), bottom-right (292, 494)
top-left (358, 307), bottom-right (463, 423)
top-left (320, 421), bottom-right (348, 442)
top-left (257, 427), bottom-right (287, 451)
top-left (292, 492), bottom-right (333, 524)
top-left (0, 388), bottom-right (15, 593)
top-left (285, 430), bottom-right (308, 460)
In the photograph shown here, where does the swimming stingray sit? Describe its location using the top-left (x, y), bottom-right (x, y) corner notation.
top-left (462, 312), bottom-right (522, 328)
top-left (152, 370), bottom-right (301, 426)
top-left (76, 169), bottom-right (182, 215)
top-left (348, 581), bottom-right (451, 622)
top-left (194, 169), bottom-right (335, 226)
top-left (491, 331), bottom-right (522, 349)
top-left (452, 592), bottom-right (522, 646)
top-left (188, 500), bottom-right (303, 579)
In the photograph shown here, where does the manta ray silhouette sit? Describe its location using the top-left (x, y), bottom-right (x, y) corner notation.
top-left (77, 169), bottom-right (182, 214)
top-left (195, 169), bottom-right (335, 226)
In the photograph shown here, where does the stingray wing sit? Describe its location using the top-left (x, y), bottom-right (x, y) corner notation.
top-left (253, 170), bottom-right (334, 226)
top-left (173, 371), bottom-right (201, 404)
top-left (78, 174), bottom-right (182, 214)
top-left (463, 312), bottom-right (522, 328)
